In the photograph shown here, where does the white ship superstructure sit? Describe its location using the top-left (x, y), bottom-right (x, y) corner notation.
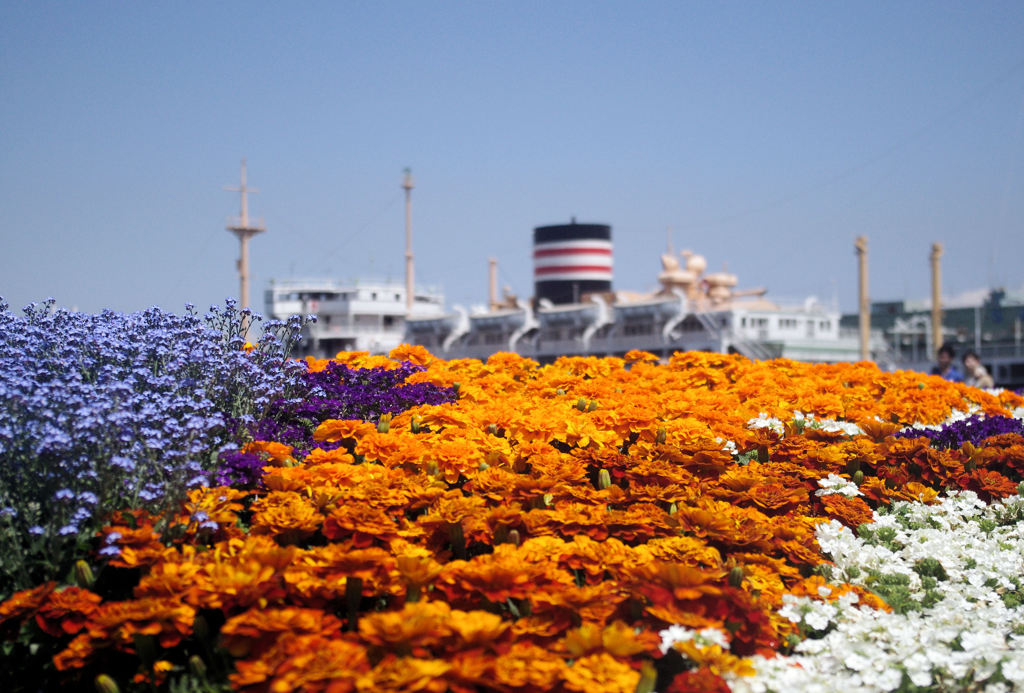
top-left (265, 278), bottom-right (444, 357)
top-left (406, 224), bottom-right (862, 364)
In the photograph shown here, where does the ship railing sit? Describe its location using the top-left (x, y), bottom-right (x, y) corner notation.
top-left (691, 310), bottom-right (775, 361)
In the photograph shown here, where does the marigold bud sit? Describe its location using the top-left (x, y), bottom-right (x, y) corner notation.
top-left (188, 655), bottom-right (207, 678)
top-left (728, 565), bottom-right (744, 588)
top-left (576, 397), bottom-right (588, 411)
top-left (587, 399), bottom-right (598, 412)
top-left (636, 660), bottom-right (658, 693)
top-left (94, 674), bottom-right (120, 693)
top-left (853, 470), bottom-right (864, 485)
top-left (598, 468), bottom-right (612, 490)
top-left (377, 415), bottom-right (391, 433)
top-left (74, 559), bottom-right (95, 588)
top-left (507, 529), bottom-right (521, 547)
top-left (656, 427), bottom-right (667, 445)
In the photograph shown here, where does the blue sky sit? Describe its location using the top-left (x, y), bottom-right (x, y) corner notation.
top-left (2, 2), bottom-right (1023, 317)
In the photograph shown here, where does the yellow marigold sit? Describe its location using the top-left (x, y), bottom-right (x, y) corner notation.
top-left (492, 642), bottom-right (567, 689)
top-left (243, 440), bottom-right (295, 465)
top-left (134, 556), bottom-right (203, 598)
top-left (177, 486), bottom-right (248, 533)
top-left (231, 633), bottom-right (369, 692)
top-left (562, 652), bottom-right (641, 693)
top-left (624, 349), bottom-right (659, 364)
top-left (389, 343), bottom-right (435, 366)
top-left (673, 641), bottom-right (757, 678)
top-left (249, 491), bottom-right (324, 541)
top-left (220, 607), bottom-right (344, 658)
top-left (357, 655), bottom-right (451, 692)
top-left (313, 419), bottom-right (375, 443)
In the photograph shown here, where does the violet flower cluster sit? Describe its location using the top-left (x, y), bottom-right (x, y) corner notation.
top-left (0, 297), bottom-right (310, 594)
top-left (895, 413), bottom-right (1024, 450)
top-left (214, 360), bottom-right (458, 487)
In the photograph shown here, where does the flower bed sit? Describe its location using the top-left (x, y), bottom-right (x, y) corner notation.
top-left (2, 325), bottom-right (1024, 692)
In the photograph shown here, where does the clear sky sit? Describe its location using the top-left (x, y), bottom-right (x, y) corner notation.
top-left (2, 2), bottom-right (1023, 317)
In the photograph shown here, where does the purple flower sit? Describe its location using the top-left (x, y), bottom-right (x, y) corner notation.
top-left (895, 414), bottom-right (1024, 450)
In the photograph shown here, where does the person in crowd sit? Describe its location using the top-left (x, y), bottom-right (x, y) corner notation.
top-left (931, 343), bottom-right (964, 382)
top-left (962, 350), bottom-right (994, 389)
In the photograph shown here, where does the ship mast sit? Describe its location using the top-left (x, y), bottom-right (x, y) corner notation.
top-left (403, 168), bottom-right (415, 312)
top-left (225, 159), bottom-right (266, 315)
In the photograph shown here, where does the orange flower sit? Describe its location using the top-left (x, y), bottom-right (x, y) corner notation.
top-left (220, 607), bottom-right (344, 658)
top-left (134, 554), bottom-right (203, 598)
top-left (438, 544), bottom-right (574, 604)
top-left (562, 652), bottom-right (641, 693)
top-left (492, 642), bottom-right (567, 689)
top-left (624, 349), bottom-right (659, 365)
top-left (0, 581), bottom-right (56, 638)
top-left (313, 419), bottom-right (375, 444)
top-left (53, 597), bottom-right (195, 671)
top-left (357, 655), bottom-right (452, 692)
top-left (389, 343), bottom-right (435, 366)
top-left (323, 504), bottom-right (413, 547)
top-left (249, 491), bottom-right (324, 542)
top-left (563, 620), bottom-right (659, 658)
top-left (532, 582), bottom-right (627, 626)
top-left (446, 609), bottom-right (510, 649)
top-left (230, 633), bottom-right (369, 692)
top-left (243, 440), bottom-right (296, 465)
top-left (359, 601), bottom-right (453, 653)
top-left (185, 538), bottom-right (295, 610)
top-left (819, 494), bottom-right (875, 528)
top-left (99, 514), bottom-right (165, 569)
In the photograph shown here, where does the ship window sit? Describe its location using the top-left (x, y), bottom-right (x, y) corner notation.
top-left (371, 292), bottom-right (377, 300)
top-left (741, 317), bottom-right (747, 327)
top-left (395, 293), bottom-right (401, 301)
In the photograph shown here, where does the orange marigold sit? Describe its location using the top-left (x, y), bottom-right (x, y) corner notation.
top-left (562, 652), bottom-right (641, 693)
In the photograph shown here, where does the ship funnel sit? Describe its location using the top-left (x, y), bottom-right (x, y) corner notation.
top-left (533, 221), bottom-right (612, 305)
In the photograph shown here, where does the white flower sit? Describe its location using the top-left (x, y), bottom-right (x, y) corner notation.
top-left (844, 652), bottom-right (871, 671)
top-left (739, 491), bottom-right (1024, 693)
top-left (747, 413), bottom-right (784, 435)
top-left (815, 473), bottom-right (864, 497)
